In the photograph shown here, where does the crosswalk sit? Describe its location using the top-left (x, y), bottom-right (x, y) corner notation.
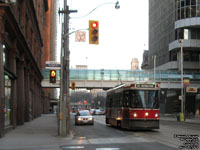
top-left (62, 146), bottom-right (120, 150)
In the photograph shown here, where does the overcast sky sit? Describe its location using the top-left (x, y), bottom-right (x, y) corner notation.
top-left (58, 0), bottom-right (149, 70)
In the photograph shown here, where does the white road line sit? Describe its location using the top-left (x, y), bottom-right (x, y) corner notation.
top-left (96, 148), bottom-right (120, 150)
top-left (62, 146), bottom-right (85, 149)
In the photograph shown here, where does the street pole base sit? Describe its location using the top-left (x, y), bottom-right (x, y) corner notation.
top-left (180, 113), bottom-right (185, 122)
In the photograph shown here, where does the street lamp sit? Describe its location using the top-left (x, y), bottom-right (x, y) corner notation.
top-left (70, 1), bottom-right (120, 19)
top-left (179, 39), bottom-right (184, 121)
top-left (153, 55), bottom-right (156, 83)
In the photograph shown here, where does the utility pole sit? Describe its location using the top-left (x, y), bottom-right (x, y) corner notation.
top-left (179, 39), bottom-right (185, 122)
top-left (154, 55), bottom-right (156, 83)
top-left (58, 0), bottom-right (77, 136)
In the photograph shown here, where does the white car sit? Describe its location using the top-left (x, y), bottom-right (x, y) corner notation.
top-left (75, 110), bottom-right (94, 125)
top-left (95, 109), bottom-right (105, 115)
top-left (90, 109), bottom-right (96, 115)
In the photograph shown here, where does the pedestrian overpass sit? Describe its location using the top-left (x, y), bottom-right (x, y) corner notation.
top-left (41, 69), bottom-right (200, 89)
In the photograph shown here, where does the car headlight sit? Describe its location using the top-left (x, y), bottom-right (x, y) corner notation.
top-left (88, 117), bottom-right (93, 120)
top-left (78, 117), bottom-right (82, 121)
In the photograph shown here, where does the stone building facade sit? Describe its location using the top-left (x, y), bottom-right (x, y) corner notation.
top-left (0, 0), bottom-right (53, 137)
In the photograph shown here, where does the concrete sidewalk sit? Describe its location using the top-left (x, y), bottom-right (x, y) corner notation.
top-left (0, 114), bottom-right (73, 150)
top-left (160, 114), bottom-right (200, 124)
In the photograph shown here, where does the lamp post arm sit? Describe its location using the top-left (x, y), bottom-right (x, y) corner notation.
top-left (70, 1), bottom-right (119, 19)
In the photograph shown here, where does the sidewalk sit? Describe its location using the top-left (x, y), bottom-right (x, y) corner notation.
top-left (160, 114), bottom-right (200, 124)
top-left (0, 114), bottom-right (73, 150)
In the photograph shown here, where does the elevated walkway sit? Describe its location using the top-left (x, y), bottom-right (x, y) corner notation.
top-left (41, 69), bottom-right (200, 89)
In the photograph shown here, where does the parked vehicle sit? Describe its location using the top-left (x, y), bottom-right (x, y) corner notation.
top-left (75, 110), bottom-right (94, 125)
top-left (90, 109), bottom-right (96, 115)
top-left (95, 109), bottom-right (105, 115)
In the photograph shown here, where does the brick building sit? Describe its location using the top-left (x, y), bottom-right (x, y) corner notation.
top-left (0, 0), bottom-right (56, 137)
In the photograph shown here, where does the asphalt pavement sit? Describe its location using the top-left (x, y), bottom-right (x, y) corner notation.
top-left (0, 113), bottom-right (199, 150)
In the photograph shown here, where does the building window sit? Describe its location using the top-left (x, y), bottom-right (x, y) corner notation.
top-left (186, 0), bottom-right (190, 6)
top-left (4, 75), bottom-right (11, 126)
top-left (3, 44), bottom-right (10, 69)
top-left (184, 52), bottom-right (190, 61)
top-left (184, 29), bottom-right (189, 39)
top-left (176, 0), bottom-right (198, 20)
top-left (191, 0), bottom-right (196, 5)
top-left (30, 28), bottom-right (33, 49)
top-left (170, 52), bottom-right (177, 61)
top-left (191, 53), bottom-right (200, 61)
top-left (25, 14), bottom-right (29, 38)
top-left (191, 6), bottom-right (196, 17)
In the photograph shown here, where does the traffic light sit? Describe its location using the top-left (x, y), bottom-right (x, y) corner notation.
top-left (71, 82), bottom-right (75, 90)
top-left (89, 20), bottom-right (99, 44)
top-left (50, 70), bottom-right (56, 83)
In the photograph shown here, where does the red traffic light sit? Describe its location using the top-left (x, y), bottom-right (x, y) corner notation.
top-left (50, 70), bottom-right (56, 77)
top-left (91, 22), bottom-right (98, 29)
top-left (89, 20), bottom-right (99, 44)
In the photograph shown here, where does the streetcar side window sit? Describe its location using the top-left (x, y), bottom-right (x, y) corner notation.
top-left (124, 91), bottom-right (130, 107)
top-left (110, 98), bottom-right (113, 107)
top-left (119, 94), bottom-right (123, 107)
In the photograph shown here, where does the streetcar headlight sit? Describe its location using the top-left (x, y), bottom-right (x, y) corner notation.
top-left (133, 113), bottom-right (137, 117)
top-left (116, 117), bottom-right (122, 120)
top-left (145, 112), bottom-right (149, 116)
top-left (155, 113), bottom-right (158, 117)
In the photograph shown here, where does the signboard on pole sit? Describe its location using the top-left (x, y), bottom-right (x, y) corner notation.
top-left (45, 61), bottom-right (61, 69)
top-left (186, 87), bottom-right (197, 93)
top-left (184, 78), bottom-right (190, 86)
top-left (75, 31), bottom-right (86, 42)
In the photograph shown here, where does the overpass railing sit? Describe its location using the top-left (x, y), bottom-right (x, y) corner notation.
top-left (41, 69), bottom-right (200, 82)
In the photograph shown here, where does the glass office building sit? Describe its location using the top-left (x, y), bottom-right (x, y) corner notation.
top-left (149, 0), bottom-right (200, 114)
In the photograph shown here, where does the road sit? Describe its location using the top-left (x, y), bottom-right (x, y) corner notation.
top-left (60, 114), bottom-right (200, 150)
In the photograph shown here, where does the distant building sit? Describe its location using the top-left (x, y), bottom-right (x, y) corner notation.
top-left (131, 58), bottom-right (139, 70)
top-left (76, 65), bottom-right (88, 69)
top-left (141, 50), bottom-right (149, 70)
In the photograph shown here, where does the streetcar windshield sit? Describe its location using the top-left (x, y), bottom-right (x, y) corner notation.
top-left (130, 90), bottom-right (159, 109)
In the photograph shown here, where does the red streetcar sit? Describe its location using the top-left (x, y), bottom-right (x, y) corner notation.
top-left (105, 81), bottom-right (160, 130)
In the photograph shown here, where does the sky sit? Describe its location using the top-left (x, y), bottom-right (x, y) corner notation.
top-left (58, 0), bottom-right (149, 70)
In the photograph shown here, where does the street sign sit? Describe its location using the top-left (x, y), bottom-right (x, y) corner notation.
top-left (183, 78), bottom-right (190, 86)
top-left (75, 31), bottom-right (86, 42)
top-left (45, 61), bottom-right (61, 69)
top-left (186, 87), bottom-right (197, 93)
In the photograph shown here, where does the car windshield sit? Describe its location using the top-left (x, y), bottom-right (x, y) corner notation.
top-left (125, 90), bottom-right (159, 109)
top-left (79, 111), bottom-right (91, 116)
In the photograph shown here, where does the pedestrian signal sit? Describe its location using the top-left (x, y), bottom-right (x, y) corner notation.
top-left (50, 70), bottom-right (56, 83)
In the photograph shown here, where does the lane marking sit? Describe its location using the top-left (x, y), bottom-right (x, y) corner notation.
top-left (62, 146), bottom-right (85, 149)
top-left (96, 148), bottom-right (120, 150)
